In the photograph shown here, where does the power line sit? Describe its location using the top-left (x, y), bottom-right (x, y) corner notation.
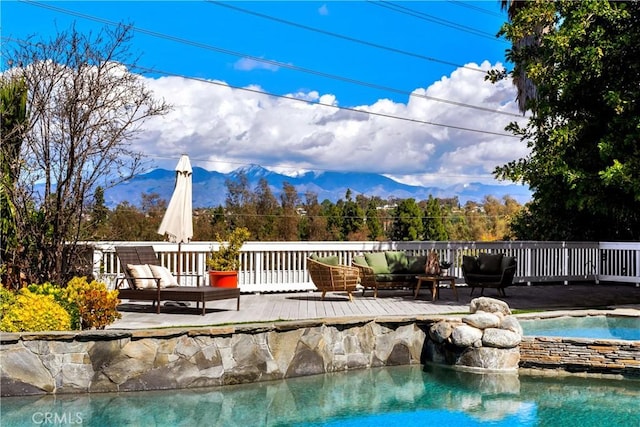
top-left (131, 63), bottom-right (518, 138)
top-left (206, 1), bottom-right (487, 74)
top-left (17, 0), bottom-right (524, 118)
top-left (2, 33), bottom-right (517, 138)
top-left (447, 1), bottom-right (505, 18)
top-left (367, 1), bottom-right (506, 42)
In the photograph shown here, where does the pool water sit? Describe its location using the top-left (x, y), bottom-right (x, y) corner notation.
top-left (520, 315), bottom-right (640, 340)
top-left (2, 365), bottom-right (639, 426)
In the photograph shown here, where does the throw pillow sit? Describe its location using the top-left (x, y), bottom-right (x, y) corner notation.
top-left (148, 264), bottom-right (180, 288)
top-left (385, 251), bottom-right (409, 273)
top-left (364, 252), bottom-right (390, 274)
top-left (462, 256), bottom-right (479, 273)
top-left (478, 253), bottom-right (503, 274)
top-left (352, 255), bottom-right (367, 266)
top-left (127, 264), bottom-right (157, 289)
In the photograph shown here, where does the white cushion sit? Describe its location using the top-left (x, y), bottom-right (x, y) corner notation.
top-left (127, 264), bottom-right (158, 289)
top-left (148, 264), bottom-right (180, 288)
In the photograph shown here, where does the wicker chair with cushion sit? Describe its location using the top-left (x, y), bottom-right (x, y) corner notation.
top-left (307, 255), bottom-right (360, 302)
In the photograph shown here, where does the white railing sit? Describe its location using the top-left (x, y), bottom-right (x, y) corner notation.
top-left (90, 240), bottom-right (640, 292)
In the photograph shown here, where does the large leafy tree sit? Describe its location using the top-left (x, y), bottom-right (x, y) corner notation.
top-left (495, 1), bottom-right (640, 240)
top-left (3, 24), bottom-right (171, 284)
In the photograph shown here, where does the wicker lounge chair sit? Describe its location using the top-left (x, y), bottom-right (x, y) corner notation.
top-left (307, 257), bottom-right (360, 301)
top-left (115, 246), bottom-right (240, 315)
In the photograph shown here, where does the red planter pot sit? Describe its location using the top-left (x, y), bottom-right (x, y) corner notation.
top-left (208, 270), bottom-right (238, 288)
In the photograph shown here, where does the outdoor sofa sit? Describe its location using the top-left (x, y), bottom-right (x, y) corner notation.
top-left (352, 251), bottom-right (427, 297)
top-left (115, 246), bottom-right (240, 315)
top-left (461, 252), bottom-right (517, 297)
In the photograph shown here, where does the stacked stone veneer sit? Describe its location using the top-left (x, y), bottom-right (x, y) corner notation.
top-left (520, 336), bottom-right (640, 378)
top-left (425, 297), bottom-right (523, 372)
top-left (0, 318), bottom-right (429, 396)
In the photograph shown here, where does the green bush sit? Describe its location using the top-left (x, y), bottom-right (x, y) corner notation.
top-left (0, 288), bottom-right (71, 332)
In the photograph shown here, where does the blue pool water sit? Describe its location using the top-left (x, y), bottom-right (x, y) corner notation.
top-left (2, 365), bottom-right (639, 426)
top-left (520, 315), bottom-right (640, 340)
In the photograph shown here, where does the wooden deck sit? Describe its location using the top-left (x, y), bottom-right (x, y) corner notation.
top-left (109, 283), bottom-right (640, 330)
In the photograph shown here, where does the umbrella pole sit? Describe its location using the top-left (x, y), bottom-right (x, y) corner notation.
top-left (177, 242), bottom-right (182, 285)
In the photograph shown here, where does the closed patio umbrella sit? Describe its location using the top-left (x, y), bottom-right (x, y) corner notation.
top-left (158, 154), bottom-right (193, 283)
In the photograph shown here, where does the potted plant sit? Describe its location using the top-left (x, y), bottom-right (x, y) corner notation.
top-left (206, 227), bottom-right (250, 288)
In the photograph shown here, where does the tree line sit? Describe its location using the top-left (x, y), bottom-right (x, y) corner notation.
top-left (86, 172), bottom-right (523, 243)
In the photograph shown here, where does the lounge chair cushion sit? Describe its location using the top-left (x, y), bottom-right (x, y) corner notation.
top-left (364, 252), bottom-right (390, 274)
top-left (127, 264), bottom-right (157, 289)
top-left (385, 251), bottom-right (409, 273)
top-left (478, 253), bottom-right (503, 274)
top-left (406, 255), bottom-right (427, 273)
top-left (148, 264), bottom-right (180, 288)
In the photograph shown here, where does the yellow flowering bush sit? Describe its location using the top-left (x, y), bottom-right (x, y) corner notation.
top-left (28, 282), bottom-right (81, 330)
top-left (63, 277), bottom-right (121, 330)
top-left (0, 287), bottom-right (17, 320)
top-left (0, 288), bottom-right (71, 332)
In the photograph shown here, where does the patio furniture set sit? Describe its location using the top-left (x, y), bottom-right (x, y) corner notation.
top-left (114, 246), bottom-right (515, 315)
top-left (309, 250), bottom-right (517, 302)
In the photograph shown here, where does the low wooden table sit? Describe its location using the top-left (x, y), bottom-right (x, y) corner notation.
top-left (414, 275), bottom-right (458, 301)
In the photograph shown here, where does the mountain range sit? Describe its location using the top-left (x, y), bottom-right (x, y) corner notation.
top-left (103, 164), bottom-right (532, 208)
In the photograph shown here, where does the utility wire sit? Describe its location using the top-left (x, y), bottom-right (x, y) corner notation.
top-left (207, 1), bottom-right (487, 74)
top-left (367, 1), bottom-right (506, 42)
top-left (18, 0), bottom-right (523, 118)
top-left (18, 0), bottom-right (522, 118)
top-left (132, 63), bottom-right (518, 138)
top-left (447, 1), bottom-right (504, 18)
top-left (2, 31), bottom-right (517, 138)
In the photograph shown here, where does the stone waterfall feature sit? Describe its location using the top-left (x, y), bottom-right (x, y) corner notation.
top-left (425, 297), bottom-right (523, 372)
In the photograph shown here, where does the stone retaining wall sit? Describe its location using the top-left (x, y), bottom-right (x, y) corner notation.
top-left (0, 317), bottom-right (431, 396)
top-left (520, 336), bottom-right (640, 378)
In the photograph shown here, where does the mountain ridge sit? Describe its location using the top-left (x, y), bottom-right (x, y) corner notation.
top-left (104, 164), bottom-right (532, 208)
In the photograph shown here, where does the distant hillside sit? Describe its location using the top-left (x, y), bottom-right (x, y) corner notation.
top-left (104, 164), bottom-right (532, 208)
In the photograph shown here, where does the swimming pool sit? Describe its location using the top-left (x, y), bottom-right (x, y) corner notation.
top-left (519, 315), bottom-right (640, 340)
top-left (2, 365), bottom-right (639, 426)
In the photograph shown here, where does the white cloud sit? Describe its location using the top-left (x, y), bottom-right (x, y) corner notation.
top-left (233, 57), bottom-right (280, 72)
top-left (138, 61), bottom-right (529, 188)
top-left (318, 4), bottom-right (329, 16)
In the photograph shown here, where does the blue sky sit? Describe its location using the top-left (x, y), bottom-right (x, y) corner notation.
top-left (2, 1), bottom-right (528, 190)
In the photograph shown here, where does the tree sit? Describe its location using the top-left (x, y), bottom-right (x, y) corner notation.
top-left (301, 192), bottom-right (328, 241)
top-left (340, 189), bottom-right (364, 240)
top-left (390, 198), bottom-right (423, 241)
top-left (423, 196), bottom-right (448, 241)
top-left (0, 76), bottom-right (28, 287)
top-left (254, 178), bottom-right (278, 240)
top-left (85, 186), bottom-right (110, 240)
top-left (365, 200), bottom-right (384, 241)
top-left (278, 182), bottom-right (300, 241)
top-left (3, 24), bottom-right (171, 284)
top-left (225, 171), bottom-right (255, 232)
top-left (494, 1), bottom-right (640, 240)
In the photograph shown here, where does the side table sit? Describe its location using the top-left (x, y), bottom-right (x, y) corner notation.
top-left (414, 275), bottom-right (458, 301)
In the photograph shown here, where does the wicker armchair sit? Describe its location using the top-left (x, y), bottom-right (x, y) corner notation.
top-left (307, 258), bottom-right (361, 301)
